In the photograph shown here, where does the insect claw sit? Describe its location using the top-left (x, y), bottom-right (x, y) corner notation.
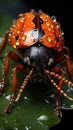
top-left (57, 111), bottom-right (62, 119)
top-left (56, 107), bottom-right (62, 118)
top-left (5, 103), bottom-right (14, 114)
top-left (5, 106), bottom-right (12, 114)
top-left (5, 93), bottom-right (15, 114)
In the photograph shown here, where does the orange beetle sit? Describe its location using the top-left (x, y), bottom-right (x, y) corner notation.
top-left (0, 10), bottom-right (73, 118)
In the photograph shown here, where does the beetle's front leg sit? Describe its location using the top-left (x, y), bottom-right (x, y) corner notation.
top-left (0, 51), bottom-right (21, 95)
top-left (5, 64), bottom-right (24, 114)
top-left (0, 31), bottom-right (9, 55)
top-left (0, 52), bottom-right (9, 95)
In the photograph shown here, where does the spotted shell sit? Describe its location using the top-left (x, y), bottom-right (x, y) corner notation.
top-left (8, 10), bottom-right (64, 51)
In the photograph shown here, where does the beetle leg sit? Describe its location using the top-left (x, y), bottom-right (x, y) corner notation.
top-left (65, 55), bottom-right (73, 81)
top-left (55, 91), bottom-right (62, 118)
top-left (0, 53), bottom-right (9, 95)
top-left (0, 51), bottom-right (21, 95)
top-left (63, 46), bottom-right (73, 81)
top-left (44, 67), bottom-right (65, 118)
top-left (5, 64), bottom-right (24, 114)
top-left (45, 69), bottom-right (73, 118)
top-left (54, 67), bottom-right (64, 118)
top-left (56, 69), bottom-right (65, 118)
top-left (0, 31), bottom-right (9, 55)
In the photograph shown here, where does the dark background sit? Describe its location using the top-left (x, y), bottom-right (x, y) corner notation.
top-left (0, 0), bottom-right (73, 129)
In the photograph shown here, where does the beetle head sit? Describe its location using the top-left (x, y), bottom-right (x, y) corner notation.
top-left (23, 43), bottom-right (56, 70)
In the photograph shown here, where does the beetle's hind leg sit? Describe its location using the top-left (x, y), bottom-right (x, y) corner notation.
top-left (5, 64), bottom-right (24, 114)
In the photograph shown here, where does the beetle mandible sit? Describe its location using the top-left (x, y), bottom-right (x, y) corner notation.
top-left (0, 9), bottom-right (73, 118)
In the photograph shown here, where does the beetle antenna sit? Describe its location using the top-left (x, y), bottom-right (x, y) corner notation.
top-left (15, 69), bottom-right (34, 102)
top-left (45, 69), bottom-right (73, 87)
top-left (44, 69), bottom-right (73, 101)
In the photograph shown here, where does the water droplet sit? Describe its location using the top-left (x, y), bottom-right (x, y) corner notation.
top-left (50, 94), bottom-right (55, 98)
top-left (55, 22), bottom-right (60, 28)
top-left (25, 126), bottom-right (31, 130)
top-left (70, 105), bottom-right (73, 108)
top-left (61, 103), bottom-right (73, 109)
top-left (60, 29), bottom-right (64, 36)
top-left (44, 99), bottom-right (49, 104)
top-left (61, 103), bottom-right (66, 109)
top-left (51, 16), bottom-right (56, 22)
top-left (47, 36), bottom-right (52, 42)
top-left (24, 96), bottom-right (30, 103)
top-left (37, 115), bottom-right (49, 125)
top-left (14, 128), bottom-right (18, 130)
top-left (45, 22), bottom-right (50, 26)
top-left (67, 87), bottom-right (73, 92)
top-left (5, 95), bottom-right (11, 100)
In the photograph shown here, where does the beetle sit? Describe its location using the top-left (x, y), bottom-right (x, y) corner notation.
top-left (0, 9), bottom-right (73, 118)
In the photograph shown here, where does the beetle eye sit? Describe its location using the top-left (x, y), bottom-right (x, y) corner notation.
top-left (48, 58), bottom-right (55, 67)
top-left (23, 57), bottom-right (31, 66)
